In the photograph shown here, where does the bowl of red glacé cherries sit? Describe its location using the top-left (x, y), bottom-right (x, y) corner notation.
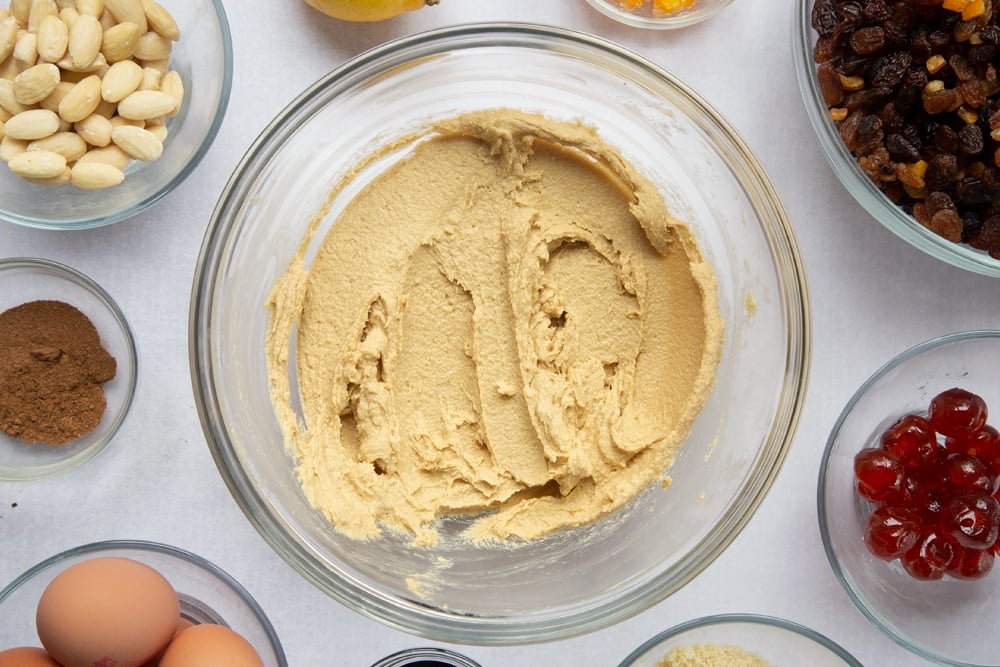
top-left (819, 330), bottom-right (1000, 667)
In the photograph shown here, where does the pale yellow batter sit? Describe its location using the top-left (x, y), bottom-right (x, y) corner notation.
top-left (266, 109), bottom-right (723, 546)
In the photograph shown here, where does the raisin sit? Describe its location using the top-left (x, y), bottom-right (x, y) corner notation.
top-left (956, 177), bottom-right (993, 205)
top-left (959, 123), bottom-right (984, 155)
top-left (934, 124), bottom-right (960, 153)
top-left (870, 51), bottom-right (912, 88)
top-left (812, 0), bottom-right (841, 36)
top-left (949, 54), bottom-right (975, 82)
top-left (925, 190), bottom-right (956, 215)
top-left (862, 0), bottom-right (890, 23)
top-left (926, 153), bottom-right (958, 191)
top-left (844, 86), bottom-right (894, 111)
top-left (818, 63), bottom-right (845, 106)
top-left (851, 26), bottom-right (887, 55)
top-left (929, 209), bottom-right (964, 241)
top-left (958, 79), bottom-right (986, 109)
top-left (924, 88), bottom-right (961, 115)
top-left (886, 132), bottom-right (922, 162)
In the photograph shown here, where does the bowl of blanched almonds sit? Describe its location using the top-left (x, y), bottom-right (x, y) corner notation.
top-left (0, 0), bottom-right (232, 229)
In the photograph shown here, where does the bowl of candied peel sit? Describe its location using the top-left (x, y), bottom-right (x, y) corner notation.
top-left (820, 330), bottom-right (1000, 666)
top-left (584, 0), bottom-right (735, 29)
top-left (794, 0), bottom-right (1000, 277)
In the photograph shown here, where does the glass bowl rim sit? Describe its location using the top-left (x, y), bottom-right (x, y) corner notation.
top-left (583, 0), bottom-right (736, 30)
top-left (190, 20), bottom-right (811, 644)
top-left (370, 647), bottom-right (482, 667)
top-left (817, 329), bottom-right (1000, 667)
top-left (616, 612), bottom-right (864, 666)
top-left (791, 0), bottom-right (1000, 279)
top-left (0, 256), bottom-right (139, 481)
top-left (0, 538), bottom-right (287, 665)
top-left (0, 0), bottom-right (235, 231)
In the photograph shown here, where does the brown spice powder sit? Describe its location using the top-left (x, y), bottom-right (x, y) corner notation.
top-left (0, 300), bottom-right (117, 445)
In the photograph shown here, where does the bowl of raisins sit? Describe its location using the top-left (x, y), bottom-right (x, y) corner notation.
top-left (819, 330), bottom-right (1000, 666)
top-left (794, 0), bottom-right (1000, 278)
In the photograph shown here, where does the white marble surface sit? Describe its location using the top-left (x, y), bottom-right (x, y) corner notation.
top-left (2, 1), bottom-right (1000, 665)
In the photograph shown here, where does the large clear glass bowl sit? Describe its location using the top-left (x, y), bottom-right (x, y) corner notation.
top-left (617, 613), bottom-right (862, 666)
top-left (0, 0), bottom-right (233, 230)
top-left (793, 0), bottom-right (1000, 278)
top-left (190, 22), bottom-right (810, 644)
top-left (0, 540), bottom-right (287, 666)
top-left (819, 330), bottom-right (1000, 666)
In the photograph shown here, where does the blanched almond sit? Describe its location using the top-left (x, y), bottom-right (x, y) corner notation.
top-left (108, 112), bottom-right (140, 128)
top-left (132, 29), bottom-right (169, 61)
top-left (116, 88), bottom-right (172, 119)
top-left (74, 141), bottom-right (126, 168)
top-left (8, 148), bottom-right (66, 178)
top-left (67, 12), bottom-right (100, 68)
top-left (39, 79), bottom-right (72, 111)
top-left (137, 63), bottom-right (158, 90)
top-left (100, 58), bottom-right (141, 101)
top-left (22, 164), bottom-right (70, 185)
top-left (27, 0), bottom-right (57, 34)
top-left (111, 122), bottom-right (158, 160)
top-left (12, 62), bottom-right (59, 104)
top-left (9, 0), bottom-right (31, 25)
top-left (13, 30), bottom-right (38, 70)
top-left (100, 19), bottom-right (137, 62)
top-left (103, 0), bottom-right (145, 33)
top-left (146, 122), bottom-right (165, 142)
top-left (27, 129), bottom-right (86, 160)
top-left (58, 6), bottom-right (78, 27)
top-left (0, 78), bottom-right (33, 115)
top-left (0, 118), bottom-right (4, 141)
top-left (70, 160), bottom-right (122, 188)
top-left (0, 135), bottom-right (27, 162)
top-left (140, 0), bottom-right (177, 41)
top-left (4, 108), bottom-right (59, 139)
top-left (76, 0), bottom-right (104, 18)
top-left (73, 110), bottom-right (111, 145)
top-left (36, 13), bottom-right (67, 61)
top-left (159, 68), bottom-right (181, 116)
top-left (0, 17), bottom-right (19, 64)
top-left (57, 73), bottom-right (101, 122)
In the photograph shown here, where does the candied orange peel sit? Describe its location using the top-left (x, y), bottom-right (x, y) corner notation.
top-left (941, 0), bottom-right (986, 20)
top-left (614, 0), bottom-right (697, 15)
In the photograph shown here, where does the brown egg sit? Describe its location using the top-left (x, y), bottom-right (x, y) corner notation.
top-left (158, 623), bottom-right (265, 667)
top-left (35, 557), bottom-right (180, 667)
top-left (0, 647), bottom-right (62, 666)
top-left (142, 617), bottom-right (195, 667)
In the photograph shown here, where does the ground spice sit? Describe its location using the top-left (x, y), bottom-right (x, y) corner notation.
top-left (0, 300), bottom-right (117, 445)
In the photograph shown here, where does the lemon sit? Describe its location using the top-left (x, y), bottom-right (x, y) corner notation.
top-left (303, 0), bottom-right (435, 21)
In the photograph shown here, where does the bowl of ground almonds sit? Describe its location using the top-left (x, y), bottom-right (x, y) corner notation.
top-left (0, 0), bottom-right (232, 229)
top-left (0, 257), bottom-right (137, 480)
top-left (617, 614), bottom-right (863, 667)
top-left (795, 0), bottom-right (1000, 277)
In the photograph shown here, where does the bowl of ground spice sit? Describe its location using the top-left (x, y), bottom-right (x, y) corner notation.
top-left (795, 0), bottom-right (1000, 277)
top-left (0, 257), bottom-right (137, 481)
top-left (617, 614), bottom-right (862, 667)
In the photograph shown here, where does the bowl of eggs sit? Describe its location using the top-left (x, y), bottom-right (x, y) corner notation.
top-left (0, 539), bottom-right (286, 667)
top-left (0, 0), bottom-right (232, 229)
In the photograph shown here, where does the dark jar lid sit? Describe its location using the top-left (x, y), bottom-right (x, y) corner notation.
top-left (370, 647), bottom-right (482, 667)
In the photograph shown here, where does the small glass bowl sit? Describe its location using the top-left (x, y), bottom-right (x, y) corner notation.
top-left (617, 614), bottom-right (862, 666)
top-left (371, 648), bottom-right (481, 667)
top-left (0, 0), bottom-right (233, 230)
top-left (792, 0), bottom-right (1000, 278)
top-left (0, 257), bottom-right (137, 481)
top-left (819, 330), bottom-right (1000, 666)
top-left (584, 0), bottom-right (734, 29)
top-left (0, 540), bottom-right (287, 666)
